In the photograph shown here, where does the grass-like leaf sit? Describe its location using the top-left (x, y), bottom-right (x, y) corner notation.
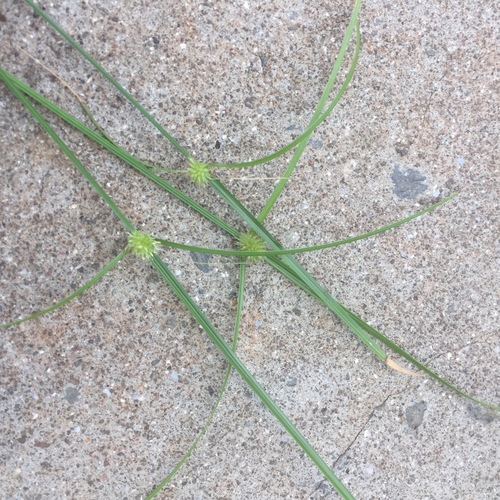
top-left (150, 254), bottom-right (354, 499)
top-left (257, 6), bottom-right (362, 221)
top-left (154, 193), bottom-right (457, 257)
top-left (0, 249), bottom-right (128, 329)
top-left (145, 262), bottom-right (246, 499)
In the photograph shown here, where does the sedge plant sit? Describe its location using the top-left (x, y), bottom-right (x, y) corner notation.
top-left (1, 0), bottom-right (498, 498)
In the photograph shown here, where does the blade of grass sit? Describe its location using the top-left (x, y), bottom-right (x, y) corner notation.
top-left (257, 4), bottom-right (362, 222)
top-left (262, 254), bottom-right (500, 410)
top-left (338, 304), bottom-right (500, 410)
top-left (0, 249), bottom-right (128, 328)
top-left (22, 0), bottom-right (190, 161)
top-left (14, 13), bottom-right (359, 187)
top-left (207, 19), bottom-right (361, 169)
top-left (145, 261), bottom-right (246, 499)
top-left (154, 193), bottom-right (457, 256)
top-left (150, 254), bottom-right (354, 500)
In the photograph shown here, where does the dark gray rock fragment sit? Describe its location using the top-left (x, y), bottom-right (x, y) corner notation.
top-left (390, 163), bottom-right (428, 199)
top-left (64, 386), bottom-right (80, 404)
top-left (406, 401), bottom-right (427, 428)
top-left (190, 251), bottom-right (212, 273)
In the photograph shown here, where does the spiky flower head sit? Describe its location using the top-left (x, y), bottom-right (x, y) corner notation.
top-left (187, 158), bottom-right (211, 185)
top-left (238, 230), bottom-right (266, 262)
top-left (128, 231), bottom-right (159, 260)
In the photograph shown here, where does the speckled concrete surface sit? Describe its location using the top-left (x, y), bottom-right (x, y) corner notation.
top-left (1, 1), bottom-right (499, 499)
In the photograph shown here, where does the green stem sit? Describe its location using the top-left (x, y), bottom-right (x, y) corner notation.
top-left (145, 262), bottom-right (247, 499)
top-left (1, 249), bottom-right (128, 328)
top-left (154, 193), bottom-right (457, 256)
top-left (150, 254), bottom-right (354, 499)
top-left (209, 19), bottom-right (361, 170)
top-left (22, 0), bottom-right (191, 160)
top-left (258, 1), bottom-right (362, 222)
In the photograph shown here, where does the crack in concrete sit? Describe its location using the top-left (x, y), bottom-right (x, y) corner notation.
top-left (304, 331), bottom-right (498, 498)
top-left (304, 391), bottom-right (400, 499)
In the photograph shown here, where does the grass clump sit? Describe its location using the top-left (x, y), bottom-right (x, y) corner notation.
top-left (0, 0), bottom-right (498, 498)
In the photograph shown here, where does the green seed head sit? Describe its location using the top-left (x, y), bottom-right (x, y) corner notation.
top-left (187, 158), bottom-right (211, 185)
top-left (128, 231), bottom-right (159, 259)
top-left (238, 230), bottom-right (266, 262)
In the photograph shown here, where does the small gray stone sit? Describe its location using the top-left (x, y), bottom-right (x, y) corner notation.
top-left (467, 403), bottom-right (496, 423)
top-left (390, 163), bottom-right (428, 199)
top-left (64, 387), bottom-right (80, 405)
top-left (308, 138), bottom-right (323, 150)
top-left (190, 251), bottom-right (212, 273)
top-left (406, 401), bottom-right (427, 429)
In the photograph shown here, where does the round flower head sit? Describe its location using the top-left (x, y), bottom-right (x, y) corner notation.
top-left (238, 230), bottom-right (266, 262)
top-left (128, 231), bottom-right (159, 259)
top-left (187, 158), bottom-right (211, 185)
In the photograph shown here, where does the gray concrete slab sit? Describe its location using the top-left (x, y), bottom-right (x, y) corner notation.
top-left (1, 0), bottom-right (498, 498)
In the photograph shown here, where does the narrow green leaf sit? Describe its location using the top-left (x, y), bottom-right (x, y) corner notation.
top-left (258, 1), bottom-right (363, 221)
top-left (150, 254), bottom-right (354, 499)
top-left (154, 193), bottom-right (457, 257)
top-left (22, 0), bottom-right (191, 160)
top-left (339, 305), bottom-right (500, 411)
top-left (1, 250), bottom-right (128, 328)
top-left (145, 262), bottom-right (246, 499)
top-left (209, 19), bottom-right (361, 170)
top-left (264, 254), bottom-right (500, 411)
